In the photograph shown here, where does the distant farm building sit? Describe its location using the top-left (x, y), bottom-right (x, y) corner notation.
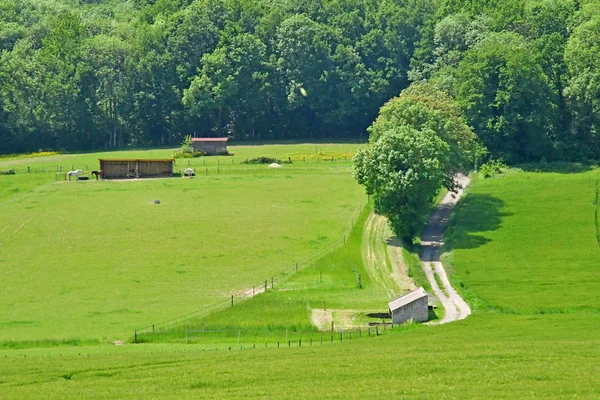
top-left (388, 287), bottom-right (429, 324)
top-left (99, 159), bottom-right (174, 179)
top-left (192, 138), bottom-right (229, 155)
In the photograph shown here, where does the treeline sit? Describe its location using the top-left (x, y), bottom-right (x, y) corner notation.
top-left (0, 0), bottom-right (599, 163)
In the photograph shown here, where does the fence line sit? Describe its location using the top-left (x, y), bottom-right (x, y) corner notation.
top-left (134, 203), bottom-right (365, 340)
top-left (0, 155), bottom-right (356, 176)
top-left (135, 321), bottom-right (402, 348)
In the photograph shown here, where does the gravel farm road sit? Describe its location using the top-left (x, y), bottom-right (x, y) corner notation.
top-left (420, 174), bottom-right (472, 324)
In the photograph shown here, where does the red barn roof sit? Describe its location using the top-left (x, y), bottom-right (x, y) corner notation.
top-left (192, 138), bottom-right (229, 142)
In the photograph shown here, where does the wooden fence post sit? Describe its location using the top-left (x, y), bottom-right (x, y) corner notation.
top-left (134, 330), bottom-right (137, 343)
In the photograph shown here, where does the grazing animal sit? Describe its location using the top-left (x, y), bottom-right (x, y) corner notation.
top-left (67, 169), bottom-right (83, 181)
top-left (91, 170), bottom-right (103, 180)
top-left (184, 168), bottom-right (195, 177)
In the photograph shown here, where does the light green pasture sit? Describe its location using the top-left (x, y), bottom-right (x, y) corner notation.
top-left (0, 144), bottom-right (366, 342)
top-left (445, 168), bottom-right (600, 313)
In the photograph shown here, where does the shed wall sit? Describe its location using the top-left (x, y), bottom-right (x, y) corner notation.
top-left (390, 296), bottom-right (428, 324)
top-left (100, 160), bottom-right (130, 179)
top-left (193, 142), bottom-right (228, 155)
top-left (100, 160), bottom-right (173, 179)
top-left (138, 161), bottom-right (173, 177)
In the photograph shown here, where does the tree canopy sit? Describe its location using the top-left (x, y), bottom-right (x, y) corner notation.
top-left (354, 82), bottom-right (479, 240)
top-left (0, 0), bottom-right (598, 163)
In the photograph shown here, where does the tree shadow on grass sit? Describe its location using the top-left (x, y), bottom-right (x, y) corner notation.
top-left (445, 193), bottom-right (511, 251)
top-left (517, 162), bottom-right (595, 174)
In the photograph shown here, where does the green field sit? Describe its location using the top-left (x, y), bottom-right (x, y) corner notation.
top-left (445, 168), bottom-right (600, 314)
top-left (1, 152), bottom-right (599, 398)
top-left (0, 144), bottom-right (366, 342)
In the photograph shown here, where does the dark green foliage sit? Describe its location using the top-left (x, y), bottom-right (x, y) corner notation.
top-left (354, 82), bottom-right (480, 240)
top-left (241, 156), bottom-right (291, 164)
top-left (479, 159), bottom-right (506, 178)
top-left (0, 0), bottom-right (599, 163)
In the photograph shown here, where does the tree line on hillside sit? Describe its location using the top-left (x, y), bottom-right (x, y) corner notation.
top-left (0, 0), bottom-right (599, 165)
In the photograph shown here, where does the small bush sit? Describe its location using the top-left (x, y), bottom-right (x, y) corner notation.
top-left (0, 169), bottom-right (16, 175)
top-left (241, 157), bottom-right (292, 165)
top-left (173, 135), bottom-right (204, 158)
top-left (173, 150), bottom-right (204, 159)
top-left (480, 159), bottom-right (506, 178)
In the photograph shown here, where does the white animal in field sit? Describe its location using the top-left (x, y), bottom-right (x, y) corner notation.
top-left (269, 163), bottom-right (281, 168)
top-left (67, 169), bottom-right (83, 181)
top-left (184, 168), bottom-right (195, 176)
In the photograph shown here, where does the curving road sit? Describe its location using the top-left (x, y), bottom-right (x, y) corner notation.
top-left (420, 174), bottom-right (472, 324)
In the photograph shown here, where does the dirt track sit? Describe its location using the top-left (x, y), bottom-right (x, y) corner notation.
top-left (420, 174), bottom-right (471, 324)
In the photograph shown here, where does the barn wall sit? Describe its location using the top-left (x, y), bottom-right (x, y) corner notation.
top-left (101, 160), bottom-right (129, 179)
top-left (138, 161), bottom-right (173, 177)
top-left (390, 296), bottom-right (428, 324)
top-left (193, 142), bottom-right (228, 155)
top-left (100, 160), bottom-right (173, 179)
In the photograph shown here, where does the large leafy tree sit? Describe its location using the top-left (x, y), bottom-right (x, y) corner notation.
top-left (564, 4), bottom-right (600, 159)
top-left (354, 126), bottom-right (452, 240)
top-left (354, 83), bottom-right (479, 240)
top-left (454, 32), bottom-right (557, 163)
top-left (183, 33), bottom-right (270, 137)
top-left (369, 82), bottom-right (481, 170)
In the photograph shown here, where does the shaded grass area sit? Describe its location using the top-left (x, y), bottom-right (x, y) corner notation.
top-left (444, 167), bottom-right (600, 314)
top-left (0, 313), bottom-right (597, 399)
top-left (402, 247), bottom-right (431, 293)
top-left (595, 180), bottom-right (599, 246)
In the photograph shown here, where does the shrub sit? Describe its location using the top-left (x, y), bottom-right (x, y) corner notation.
top-left (173, 135), bottom-right (204, 158)
top-left (241, 157), bottom-right (292, 164)
top-left (480, 159), bottom-right (506, 178)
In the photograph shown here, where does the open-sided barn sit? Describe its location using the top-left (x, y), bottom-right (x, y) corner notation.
top-left (388, 287), bottom-right (429, 324)
top-left (192, 138), bottom-right (228, 155)
top-left (99, 159), bottom-right (174, 179)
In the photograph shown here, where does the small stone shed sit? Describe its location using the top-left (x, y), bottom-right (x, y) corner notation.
top-left (192, 138), bottom-right (229, 155)
top-left (388, 287), bottom-right (429, 324)
top-left (99, 158), bottom-right (174, 179)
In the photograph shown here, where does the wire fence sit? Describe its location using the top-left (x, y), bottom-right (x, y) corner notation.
top-left (135, 323), bottom-right (405, 349)
top-left (134, 204), bottom-right (366, 342)
top-left (0, 154), bottom-right (356, 177)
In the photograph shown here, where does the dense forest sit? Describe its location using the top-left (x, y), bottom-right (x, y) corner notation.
top-left (0, 0), bottom-right (598, 163)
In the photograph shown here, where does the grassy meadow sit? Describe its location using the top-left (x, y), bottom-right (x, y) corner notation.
top-left (445, 168), bottom-right (600, 314)
top-left (0, 143), bottom-right (366, 342)
top-left (1, 148), bottom-right (599, 398)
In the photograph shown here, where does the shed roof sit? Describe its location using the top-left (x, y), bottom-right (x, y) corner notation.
top-left (192, 138), bottom-right (228, 142)
top-left (99, 158), bottom-right (174, 162)
top-left (388, 287), bottom-right (428, 312)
